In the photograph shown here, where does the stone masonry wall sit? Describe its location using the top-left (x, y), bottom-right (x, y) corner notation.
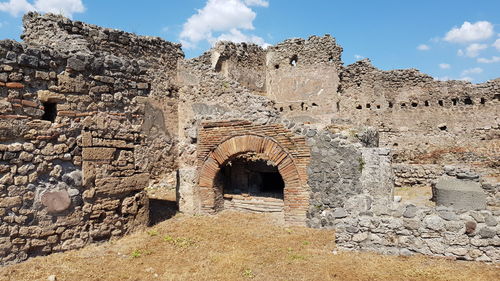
top-left (199, 36), bottom-right (344, 124)
top-left (265, 35), bottom-right (343, 124)
top-left (393, 164), bottom-right (443, 187)
top-left (204, 37), bottom-right (499, 184)
top-left (331, 194), bottom-right (500, 262)
top-left (338, 59), bottom-right (500, 181)
top-left (209, 41), bottom-right (267, 93)
top-left (0, 13), bottom-right (182, 265)
top-left (305, 128), bottom-right (394, 228)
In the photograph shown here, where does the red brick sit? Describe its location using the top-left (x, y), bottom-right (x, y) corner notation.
top-left (6, 82), bottom-right (24, 89)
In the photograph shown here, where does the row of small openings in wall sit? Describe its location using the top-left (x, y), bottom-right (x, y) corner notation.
top-left (277, 102), bottom-right (319, 112)
top-left (355, 96), bottom-right (489, 110)
top-left (274, 54), bottom-right (336, 69)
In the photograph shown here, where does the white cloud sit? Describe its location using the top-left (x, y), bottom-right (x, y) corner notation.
top-left (461, 67), bottom-right (483, 76)
top-left (0, 0), bottom-right (34, 16)
top-left (211, 28), bottom-right (270, 47)
top-left (180, 0), bottom-right (269, 49)
top-left (244, 0), bottom-right (268, 7)
top-left (417, 44), bottom-right (430, 51)
top-left (436, 76), bottom-right (473, 82)
top-left (459, 76), bottom-right (473, 82)
top-left (436, 76), bottom-right (451, 81)
top-left (463, 43), bottom-right (488, 57)
top-left (493, 38), bottom-right (500, 51)
top-left (34, 0), bottom-right (84, 17)
top-left (444, 21), bottom-right (494, 43)
top-left (354, 54), bottom-right (364, 60)
top-left (457, 49), bottom-right (464, 56)
top-left (477, 56), bottom-right (500, 63)
top-left (0, 0), bottom-right (84, 17)
top-left (439, 63), bottom-right (450, 69)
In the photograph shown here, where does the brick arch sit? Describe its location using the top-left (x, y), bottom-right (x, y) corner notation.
top-left (198, 134), bottom-right (308, 225)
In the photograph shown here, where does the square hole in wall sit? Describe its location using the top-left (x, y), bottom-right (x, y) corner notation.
top-left (42, 102), bottom-right (57, 122)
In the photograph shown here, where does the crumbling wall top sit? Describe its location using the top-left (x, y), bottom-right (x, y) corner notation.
top-left (21, 12), bottom-right (184, 61)
top-left (266, 35), bottom-right (343, 69)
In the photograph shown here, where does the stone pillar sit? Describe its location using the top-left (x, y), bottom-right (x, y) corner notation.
top-left (176, 167), bottom-right (200, 214)
top-left (360, 148), bottom-right (394, 199)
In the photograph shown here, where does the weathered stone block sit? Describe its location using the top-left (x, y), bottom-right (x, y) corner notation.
top-left (66, 57), bottom-right (86, 72)
top-left (40, 190), bottom-right (71, 213)
top-left (423, 215), bottom-right (444, 231)
top-left (95, 173), bottom-right (149, 196)
top-left (433, 177), bottom-right (486, 210)
top-left (37, 90), bottom-right (66, 103)
top-left (0, 196), bottom-right (22, 208)
top-left (82, 147), bottom-right (116, 161)
top-left (81, 131), bottom-right (92, 147)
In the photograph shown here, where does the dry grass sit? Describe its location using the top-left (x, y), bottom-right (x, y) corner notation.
top-left (1, 211), bottom-right (499, 281)
top-left (394, 185), bottom-right (435, 207)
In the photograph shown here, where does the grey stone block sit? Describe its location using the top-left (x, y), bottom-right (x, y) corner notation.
top-left (479, 227), bottom-right (496, 239)
top-left (403, 204), bottom-right (417, 218)
top-left (433, 177), bottom-right (486, 210)
top-left (331, 208), bottom-right (348, 218)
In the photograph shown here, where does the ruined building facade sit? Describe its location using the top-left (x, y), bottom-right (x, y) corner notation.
top-left (0, 13), bottom-right (498, 265)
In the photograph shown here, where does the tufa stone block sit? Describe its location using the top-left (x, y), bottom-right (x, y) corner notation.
top-left (82, 147), bottom-right (116, 161)
top-left (37, 90), bottom-right (66, 103)
top-left (94, 173), bottom-right (149, 196)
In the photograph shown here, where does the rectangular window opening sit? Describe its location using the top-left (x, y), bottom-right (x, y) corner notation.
top-left (42, 102), bottom-right (57, 122)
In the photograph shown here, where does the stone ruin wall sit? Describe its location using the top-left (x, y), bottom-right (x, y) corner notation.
top-left (0, 13), bottom-right (182, 265)
top-left (209, 42), bottom-right (267, 94)
top-left (205, 37), bottom-right (499, 187)
top-left (204, 36), bottom-right (343, 124)
top-left (264, 35), bottom-right (343, 125)
top-left (339, 60), bottom-right (500, 186)
top-left (0, 13), bottom-right (499, 265)
top-left (193, 37), bottom-right (499, 262)
top-left (175, 47), bottom-right (284, 214)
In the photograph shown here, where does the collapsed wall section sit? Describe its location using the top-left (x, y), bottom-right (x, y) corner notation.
top-left (0, 13), bottom-right (183, 265)
top-left (208, 42), bottom-right (267, 93)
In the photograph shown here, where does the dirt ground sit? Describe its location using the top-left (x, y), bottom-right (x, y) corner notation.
top-left (394, 185), bottom-right (435, 207)
top-left (0, 210), bottom-right (499, 281)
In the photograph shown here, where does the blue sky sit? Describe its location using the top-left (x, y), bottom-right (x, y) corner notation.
top-left (0, 0), bottom-right (499, 83)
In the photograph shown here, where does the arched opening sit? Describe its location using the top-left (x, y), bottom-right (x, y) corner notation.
top-left (198, 134), bottom-right (309, 225)
top-left (214, 56), bottom-right (228, 75)
top-left (219, 156), bottom-right (284, 199)
top-left (214, 154), bottom-right (286, 213)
